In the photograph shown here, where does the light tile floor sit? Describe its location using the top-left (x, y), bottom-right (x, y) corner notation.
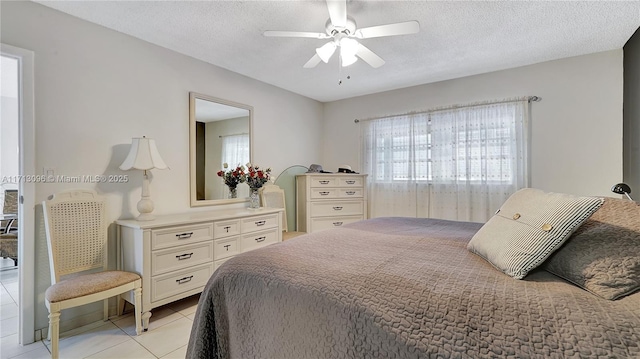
top-left (0, 259), bottom-right (200, 359)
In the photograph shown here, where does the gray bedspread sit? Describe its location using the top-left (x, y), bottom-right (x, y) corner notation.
top-left (187, 217), bottom-right (640, 358)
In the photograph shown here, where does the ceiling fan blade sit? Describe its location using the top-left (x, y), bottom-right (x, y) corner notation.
top-left (263, 30), bottom-right (329, 39)
top-left (356, 43), bottom-right (385, 68)
top-left (303, 54), bottom-right (322, 68)
top-left (326, 0), bottom-right (347, 27)
top-left (354, 20), bottom-right (420, 39)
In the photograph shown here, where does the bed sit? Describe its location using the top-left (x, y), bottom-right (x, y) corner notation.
top-left (187, 193), bottom-right (640, 359)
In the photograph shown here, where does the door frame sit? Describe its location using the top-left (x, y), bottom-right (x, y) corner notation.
top-left (2, 43), bottom-right (36, 345)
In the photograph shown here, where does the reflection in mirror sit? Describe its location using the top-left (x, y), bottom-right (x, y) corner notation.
top-left (274, 165), bottom-right (309, 231)
top-left (190, 93), bottom-right (253, 207)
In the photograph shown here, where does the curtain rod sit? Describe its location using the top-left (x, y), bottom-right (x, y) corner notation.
top-left (354, 96), bottom-right (541, 123)
top-left (218, 132), bottom-right (249, 138)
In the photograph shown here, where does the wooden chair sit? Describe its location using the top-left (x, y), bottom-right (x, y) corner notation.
top-left (42, 189), bottom-right (142, 359)
top-left (260, 183), bottom-right (306, 240)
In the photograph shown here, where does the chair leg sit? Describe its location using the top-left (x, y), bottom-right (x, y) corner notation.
top-left (118, 296), bottom-right (126, 316)
top-left (103, 299), bottom-right (109, 321)
top-left (133, 287), bottom-right (142, 335)
top-left (48, 311), bottom-right (61, 359)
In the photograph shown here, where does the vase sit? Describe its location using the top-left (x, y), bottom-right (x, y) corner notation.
top-left (249, 188), bottom-right (260, 209)
top-left (228, 187), bottom-right (237, 199)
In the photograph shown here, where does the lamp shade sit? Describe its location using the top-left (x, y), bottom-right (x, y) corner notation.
top-left (316, 42), bottom-right (337, 63)
top-left (120, 137), bottom-right (168, 171)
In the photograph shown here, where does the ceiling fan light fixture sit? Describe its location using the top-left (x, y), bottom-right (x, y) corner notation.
top-left (341, 53), bottom-right (358, 67)
top-left (264, 0), bottom-right (419, 69)
top-left (340, 37), bottom-right (358, 56)
top-left (316, 42), bottom-right (337, 63)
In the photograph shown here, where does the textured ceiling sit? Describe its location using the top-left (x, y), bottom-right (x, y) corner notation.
top-left (36, 1), bottom-right (640, 102)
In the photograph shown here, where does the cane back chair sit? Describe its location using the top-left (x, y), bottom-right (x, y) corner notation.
top-left (42, 189), bottom-right (142, 359)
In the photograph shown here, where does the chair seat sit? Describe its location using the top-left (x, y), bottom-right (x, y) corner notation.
top-left (45, 270), bottom-right (140, 303)
top-left (283, 231), bottom-right (306, 241)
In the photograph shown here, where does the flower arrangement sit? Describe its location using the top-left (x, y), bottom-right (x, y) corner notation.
top-left (217, 163), bottom-right (246, 190)
top-left (244, 163), bottom-right (271, 190)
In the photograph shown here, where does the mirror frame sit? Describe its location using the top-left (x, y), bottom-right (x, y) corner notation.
top-left (189, 92), bottom-right (254, 207)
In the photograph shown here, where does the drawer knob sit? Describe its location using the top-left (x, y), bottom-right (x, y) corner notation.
top-left (333, 206), bottom-right (343, 211)
top-left (345, 191), bottom-right (356, 195)
top-left (223, 226), bottom-right (231, 233)
top-left (319, 180), bottom-right (330, 185)
top-left (255, 220), bottom-right (266, 226)
top-left (333, 221), bottom-right (344, 226)
top-left (346, 180), bottom-right (356, 184)
top-left (176, 275), bottom-right (193, 284)
top-left (255, 236), bottom-right (266, 243)
top-left (175, 253), bottom-right (194, 260)
top-left (175, 232), bottom-right (194, 239)
top-left (224, 244), bottom-right (231, 251)
top-left (319, 191), bottom-right (330, 196)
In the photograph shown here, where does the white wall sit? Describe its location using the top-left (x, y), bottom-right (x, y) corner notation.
top-left (1, 56), bottom-right (20, 185)
top-left (1, 1), bottom-right (323, 333)
top-left (323, 50), bottom-right (624, 197)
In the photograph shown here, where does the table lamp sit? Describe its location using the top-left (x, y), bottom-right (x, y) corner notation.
top-left (120, 136), bottom-right (168, 221)
top-left (611, 183), bottom-right (633, 201)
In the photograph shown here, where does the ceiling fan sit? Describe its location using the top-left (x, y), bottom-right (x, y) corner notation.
top-left (264, 0), bottom-right (419, 69)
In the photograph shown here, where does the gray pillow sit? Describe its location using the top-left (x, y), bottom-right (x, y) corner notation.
top-left (467, 188), bottom-right (603, 279)
top-left (543, 197), bottom-right (640, 300)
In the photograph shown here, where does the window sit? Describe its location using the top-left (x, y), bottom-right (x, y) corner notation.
top-left (221, 134), bottom-right (249, 168)
top-left (362, 100), bottom-right (529, 221)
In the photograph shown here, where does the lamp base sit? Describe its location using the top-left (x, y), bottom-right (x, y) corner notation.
top-left (136, 212), bottom-right (156, 221)
top-left (137, 176), bottom-right (156, 221)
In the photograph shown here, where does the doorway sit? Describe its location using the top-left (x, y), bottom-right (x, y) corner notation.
top-left (1, 44), bottom-right (36, 346)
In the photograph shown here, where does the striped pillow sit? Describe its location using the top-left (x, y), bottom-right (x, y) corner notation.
top-left (467, 188), bottom-right (603, 279)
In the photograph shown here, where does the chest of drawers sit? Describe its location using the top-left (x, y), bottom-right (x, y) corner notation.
top-left (116, 207), bottom-right (282, 329)
top-left (296, 173), bottom-right (368, 233)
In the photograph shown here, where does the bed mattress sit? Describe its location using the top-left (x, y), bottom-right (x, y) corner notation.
top-left (187, 217), bottom-right (640, 358)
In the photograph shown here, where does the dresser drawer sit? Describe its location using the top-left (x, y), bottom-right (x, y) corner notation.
top-left (241, 214), bottom-right (278, 233)
top-left (151, 263), bottom-right (213, 302)
top-left (310, 177), bottom-right (336, 187)
top-left (214, 237), bottom-right (240, 260)
top-left (214, 219), bottom-right (241, 239)
top-left (339, 188), bottom-right (363, 198)
top-left (240, 229), bottom-right (279, 252)
top-left (152, 241), bottom-right (214, 276)
top-left (310, 188), bottom-right (339, 199)
top-left (310, 216), bottom-right (363, 232)
top-left (310, 201), bottom-right (363, 217)
top-left (338, 177), bottom-right (364, 187)
top-left (151, 223), bottom-right (214, 250)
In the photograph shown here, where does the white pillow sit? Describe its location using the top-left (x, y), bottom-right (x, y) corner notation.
top-left (467, 188), bottom-right (603, 279)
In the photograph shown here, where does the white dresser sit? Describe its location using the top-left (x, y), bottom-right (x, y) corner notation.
top-left (116, 207), bottom-right (283, 329)
top-left (296, 173), bottom-right (368, 233)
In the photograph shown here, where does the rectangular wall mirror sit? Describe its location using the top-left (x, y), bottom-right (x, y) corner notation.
top-left (189, 92), bottom-right (253, 207)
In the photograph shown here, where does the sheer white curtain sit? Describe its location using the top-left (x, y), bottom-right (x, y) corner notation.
top-left (221, 134), bottom-right (249, 168)
top-left (361, 114), bottom-right (428, 217)
top-left (362, 99), bottom-right (529, 222)
top-left (221, 134), bottom-right (250, 196)
top-left (429, 101), bottom-right (529, 222)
